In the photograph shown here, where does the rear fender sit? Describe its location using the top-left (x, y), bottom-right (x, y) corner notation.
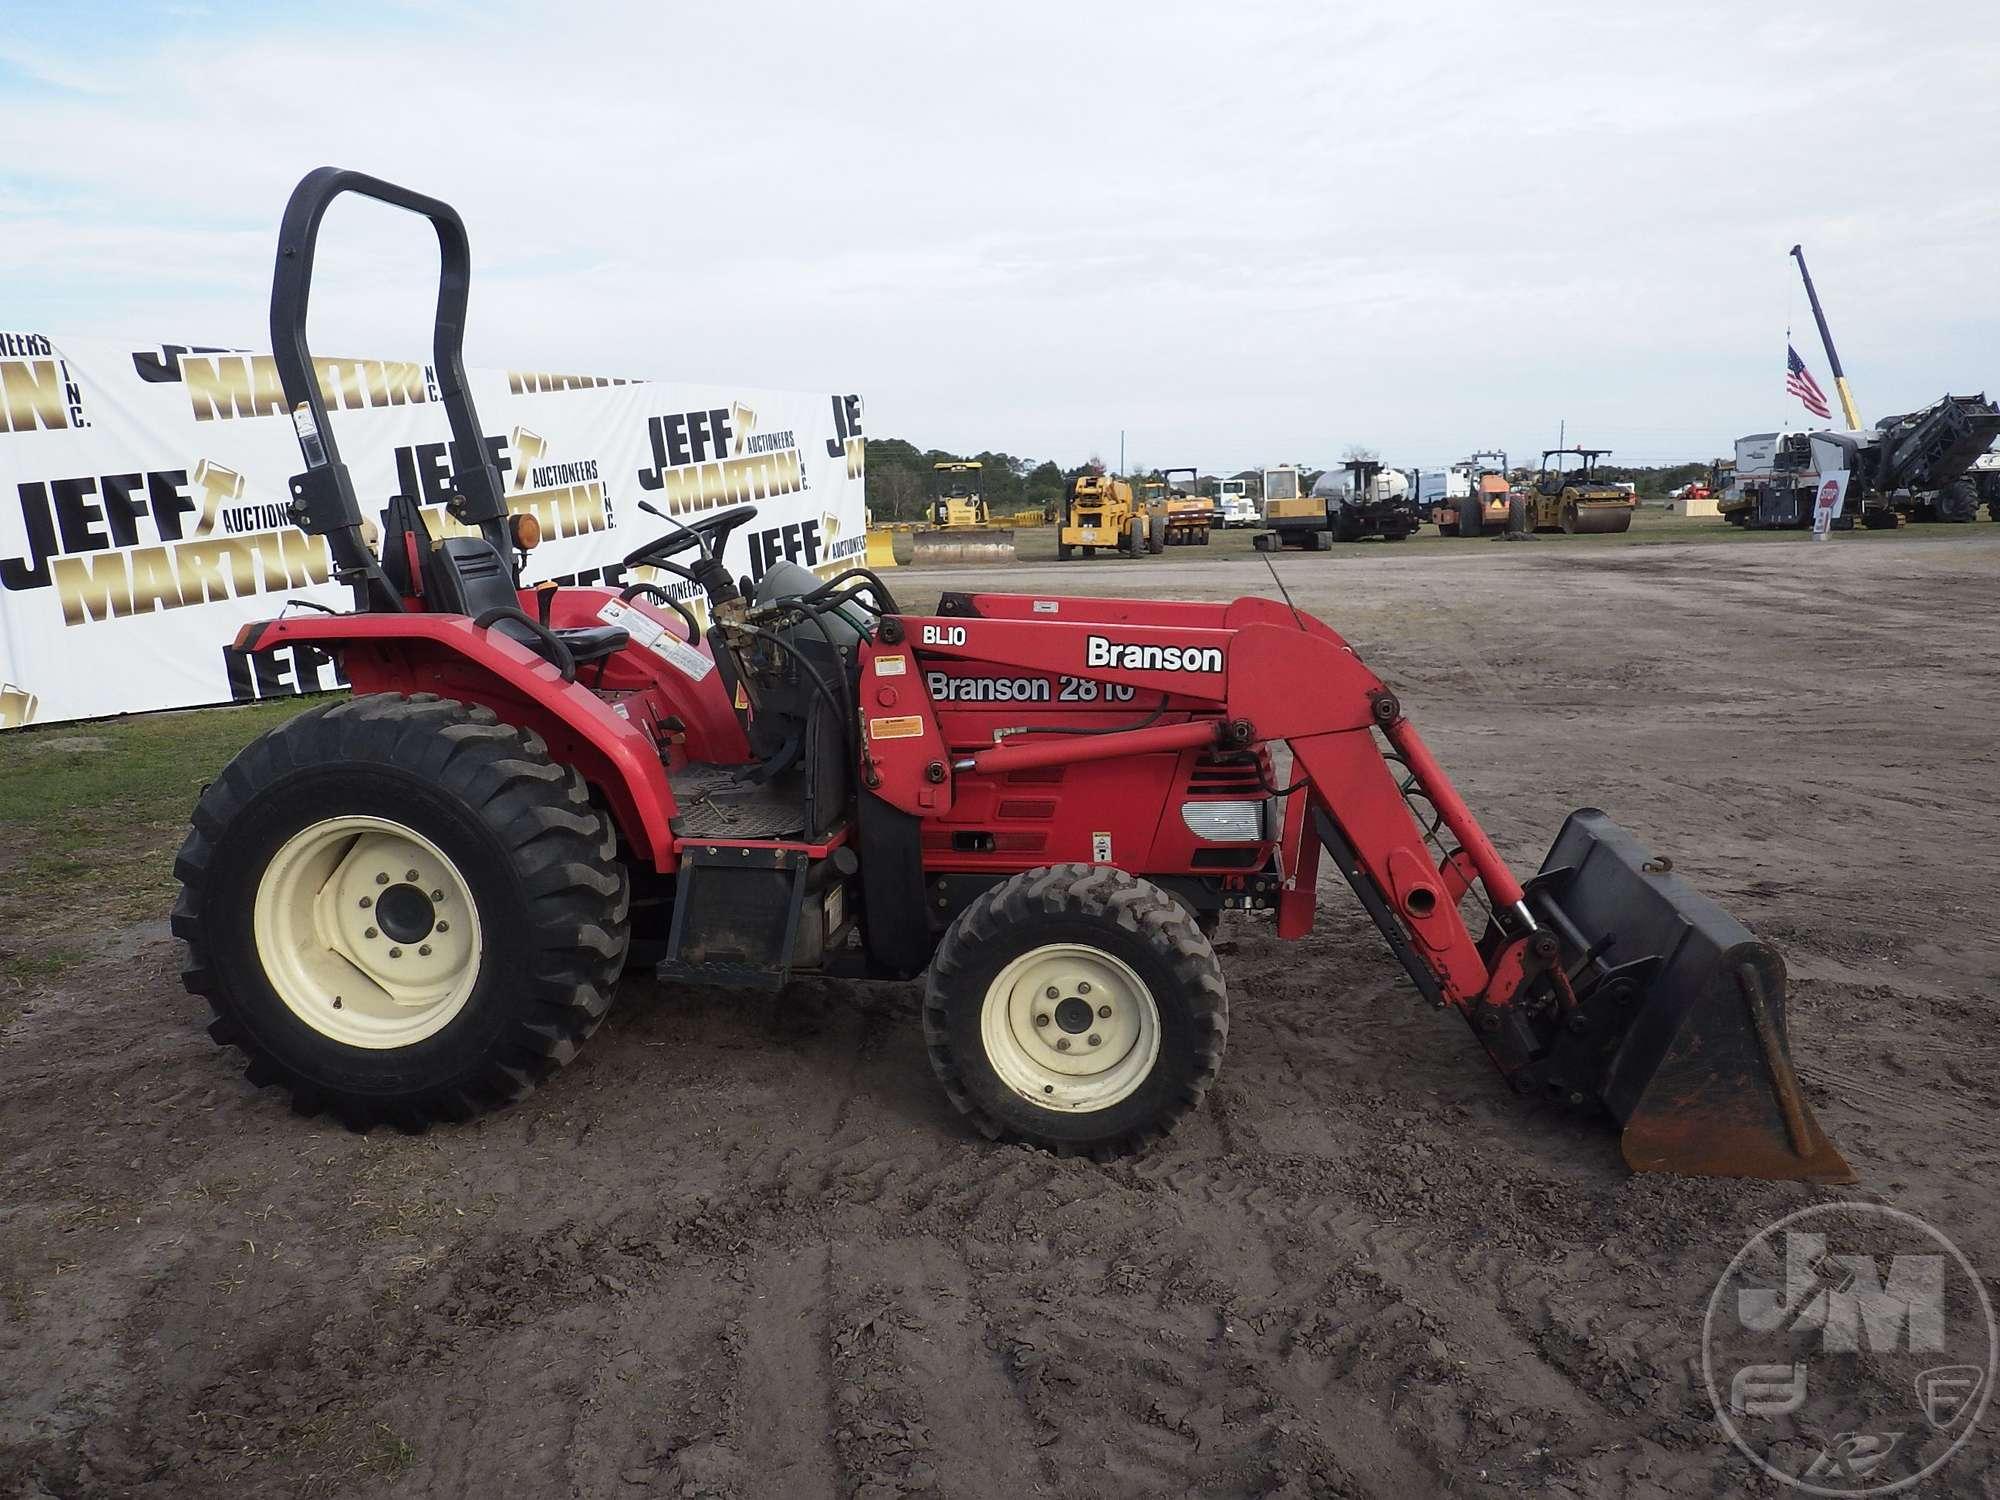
top-left (238, 613), bottom-right (679, 870)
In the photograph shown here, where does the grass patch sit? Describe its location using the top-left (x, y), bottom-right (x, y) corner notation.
top-left (0, 697), bottom-right (323, 956)
top-left (2, 946), bottom-right (86, 981)
top-left (361, 1424), bottom-right (417, 1478)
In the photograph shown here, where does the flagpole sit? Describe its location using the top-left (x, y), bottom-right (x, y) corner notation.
top-left (1789, 245), bottom-right (1863, 430)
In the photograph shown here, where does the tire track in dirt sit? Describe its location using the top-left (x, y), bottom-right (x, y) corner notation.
top-left (731, 1246), bottom-right (840, 1494)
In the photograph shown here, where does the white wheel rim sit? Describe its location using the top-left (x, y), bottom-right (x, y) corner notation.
top-left (252, 815), bottom-right (483, 1049)
top-left (979, 943), bottom-right (1161, 1113)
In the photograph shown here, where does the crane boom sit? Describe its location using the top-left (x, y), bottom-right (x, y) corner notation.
top-left (1790, 244), bottom-right (1863, 430)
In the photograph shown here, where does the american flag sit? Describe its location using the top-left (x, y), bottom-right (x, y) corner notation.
top-left (1787, 344), bottom-right (1833, 420)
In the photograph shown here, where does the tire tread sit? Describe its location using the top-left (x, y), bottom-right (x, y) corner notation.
top-left (174, 692), bottom-right (629, 1129)
top-left (922, 862), bottom-right (1227, 1159)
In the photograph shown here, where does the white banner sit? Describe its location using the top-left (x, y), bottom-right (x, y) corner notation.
top-left (1811, 469), bottom-right (1849, 540)
top-left (0, 333), bottom-right (866, 727)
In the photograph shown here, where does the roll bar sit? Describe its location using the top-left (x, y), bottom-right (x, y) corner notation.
top-left (269, 167), bottom-right (510, 612)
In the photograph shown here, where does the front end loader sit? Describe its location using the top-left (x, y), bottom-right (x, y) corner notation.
top-left (175, 169), bottom-right (1851, 1185)
top-left (1057, 474), bottom-right (1160, 560)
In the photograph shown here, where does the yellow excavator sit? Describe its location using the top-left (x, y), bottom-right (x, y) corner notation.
top-left (1522, 448), bottom-right (1636, 534)
top-left (1058, 474), bottom-right (1162, 560)
top-left (911, 460), bottom-right (1017, 564)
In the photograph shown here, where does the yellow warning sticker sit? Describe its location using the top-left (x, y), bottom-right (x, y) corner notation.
top-left (734, 682), bottom-right (750, 710)
top-left (868, 715), bottom-right (925, 740)
top-left (874, 655), bottom-right (908, 677)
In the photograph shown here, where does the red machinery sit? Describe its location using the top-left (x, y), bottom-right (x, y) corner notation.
top-left (174, 171), bottom-right (1850, 1182)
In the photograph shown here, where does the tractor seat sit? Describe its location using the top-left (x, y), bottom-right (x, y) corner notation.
top-left (428, 536), bottom-right (630, 669)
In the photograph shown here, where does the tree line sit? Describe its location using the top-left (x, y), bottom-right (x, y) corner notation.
top-left (861, 440), bottom-right (1070, 522)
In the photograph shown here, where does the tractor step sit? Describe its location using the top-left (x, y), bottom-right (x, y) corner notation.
top-left (661, 843), bottom-right (810, 991)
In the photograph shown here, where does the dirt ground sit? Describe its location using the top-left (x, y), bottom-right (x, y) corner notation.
top-left (4, 531), bottom-right (1997, 1498)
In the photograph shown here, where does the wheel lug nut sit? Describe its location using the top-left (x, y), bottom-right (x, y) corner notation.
top-left (1088, 1034), bottom-right (1102, 1046)
top-left (1034, 1013), bottom-right (1050, 1027)
top-left (359, 896), bottom-right (372, 908)
top-left (1043, 1085), bottom-right (1054, 1094)
top-left (405, 869), bottom-right (419, 881)
top-left (1097, 1004), bottom-right (1112, 1019)
top-left (364, 927), bottom-right (378, 939)
top-left (1055, 1038), bottom-right (1071, 1051)
top-left (1044, 986), bottom-right (1059, 999)
top-left (419, 944), bottom-right (432, 957)
top-left (436, 921), bottom-right (450, 933)
top-left (332, 996), bottom-right (343, 1009)
top-left (1077, 982), bottom-right (1091, 994)
top-left (431, 889), bottom-right (444, 901)
top-left (388, 947), bottom-right (403, 958)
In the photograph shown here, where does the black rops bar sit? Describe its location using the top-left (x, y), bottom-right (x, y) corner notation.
top-left (269, 167), bottom-right (510, 612)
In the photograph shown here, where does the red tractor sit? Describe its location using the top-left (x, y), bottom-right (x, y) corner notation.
top-left (176, 170), bottom-right (1850, 1182)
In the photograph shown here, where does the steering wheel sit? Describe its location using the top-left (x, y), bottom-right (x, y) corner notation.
top-left (622, 502), bottom-right (759, 571)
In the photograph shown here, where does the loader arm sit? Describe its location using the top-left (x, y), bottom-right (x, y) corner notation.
top-left (895, 605), bottom-right (1852, 1184)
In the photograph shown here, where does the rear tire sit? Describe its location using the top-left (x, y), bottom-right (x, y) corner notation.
top-left (1938, 480), bottom-right (1976, 523)
top-left (173, 693), bottom-right (630, 1129)
top-left (1058, 541), bottom-right (1072, 561)
top-left (923, 865), bottom-right (1226, 1157)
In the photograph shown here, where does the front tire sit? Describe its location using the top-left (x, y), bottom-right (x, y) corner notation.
top-left (923, 865), bottom-right (1226, 1157)
top-left (173, 693), bottom-right (630, 1128)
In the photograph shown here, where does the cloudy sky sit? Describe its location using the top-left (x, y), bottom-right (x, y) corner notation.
top-left (3, 1), bottom-right (1995, 473)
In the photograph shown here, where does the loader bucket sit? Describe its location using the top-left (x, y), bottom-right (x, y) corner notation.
top-left (910, 528), bottom-right (1017, 566)
top-left (1525, 809), bottom-right (1854, 1184)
